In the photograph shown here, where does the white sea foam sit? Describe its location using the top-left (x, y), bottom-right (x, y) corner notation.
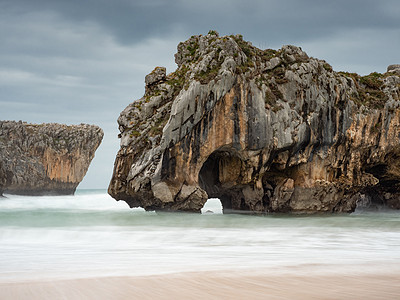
top-left (1, 190), bottom-right (134, 211)
top-left (0, 190), bottom-right (399, 282)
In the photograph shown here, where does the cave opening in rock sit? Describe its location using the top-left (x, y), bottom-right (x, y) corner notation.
top-left (198, 148), bottom-right (242, 213)
top-left (362, 163), bottom-right (400, 209)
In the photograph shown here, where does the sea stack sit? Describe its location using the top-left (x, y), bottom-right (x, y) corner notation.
top-left (0, 121), bottom-right (103, 196)
top-left (108, 31), bottom-right (400, 213)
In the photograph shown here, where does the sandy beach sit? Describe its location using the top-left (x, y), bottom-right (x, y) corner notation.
top-left (1, 269), bottom-right (400, 300)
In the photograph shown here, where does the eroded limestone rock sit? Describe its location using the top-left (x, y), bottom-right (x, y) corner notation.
top-left (0, 121), bottom-right (103, 195)
top-left (387, 64), bottom-right (400, 75)
top-left (109, 31), bottom-right (400, 213)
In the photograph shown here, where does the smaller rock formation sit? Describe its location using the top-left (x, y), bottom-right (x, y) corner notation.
top-left (0, 121), bottom-right (103, 196)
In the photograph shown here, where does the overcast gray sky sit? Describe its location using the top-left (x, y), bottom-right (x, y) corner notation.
top-left (1, 0), bottom-right (399, 189)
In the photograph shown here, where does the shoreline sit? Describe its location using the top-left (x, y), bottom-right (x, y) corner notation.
top-left (1, 269), bottom-right (400, 300)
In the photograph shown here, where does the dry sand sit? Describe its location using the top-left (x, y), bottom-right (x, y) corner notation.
top-left (1, 270), bottom-right (399, 300)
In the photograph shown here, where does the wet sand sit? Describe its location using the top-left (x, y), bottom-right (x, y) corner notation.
top-left (1, 270), bottom-right (400, 300)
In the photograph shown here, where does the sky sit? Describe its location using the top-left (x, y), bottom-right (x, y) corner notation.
top-left (1, 0), bottom-right (399, 189)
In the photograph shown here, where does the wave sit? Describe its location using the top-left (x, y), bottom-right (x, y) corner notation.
top-left (1, 191), bottom-right (400, 281)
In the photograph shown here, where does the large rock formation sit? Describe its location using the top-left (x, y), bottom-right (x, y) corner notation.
top-left (0, 121), bottom-right (103, 195)
top-left (108, 31), bottom-right (400, 213)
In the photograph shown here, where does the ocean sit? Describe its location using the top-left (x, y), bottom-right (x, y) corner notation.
top-left (1, 189), bottom-right (400, 282)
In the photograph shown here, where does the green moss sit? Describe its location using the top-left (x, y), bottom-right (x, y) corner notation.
top-left (272, 67), bottom-right (288, 84)
top-left (149, 127), bottom-right (162, 136)
top-left (130, 130), bottom-right (141, 138)
top-left (323, 63), bottom-right (333, 72)
top-left (167, 65), bottom-right (189, 95)
top-left (362, 90), bottom-right (387, 109)
top-left (261, 49), bottom-right (278, 61)
top-left (359, 72), bottom-right (384, 89)
top-left (149, 116), bottom-right (169, 137)
top-left (236, 55), bottom-right (255, 74)
top-left (339, 71), bottom-right (388, 109)
top-left (236, 63), bottom-right (253, 74)
top-left (186, 41), bottom-right (199, 57)
top-left (358, 73), bottom-right (387, 109)
top-left (145, 89), bottom-right (161, 102)
top-left (255, 76), bottom-right (267, 89)
top-left (350, 89), bottom-right (387, 109)
top-left (228, 34), bottom-right (276, 75)
top-left (231, 34), bottom-right (253, 59)
top-left (338, 72), bottom-right (360, 81)
top-left (195, 65), bottom-right (220, 83)
top-left (133, 101), bottom-right (143, 111)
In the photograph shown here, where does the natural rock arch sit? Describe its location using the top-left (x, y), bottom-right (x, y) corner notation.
top-left (198, 148), bottom-right (240, 213)
top-left (198, 147), bottom-right (259, 213)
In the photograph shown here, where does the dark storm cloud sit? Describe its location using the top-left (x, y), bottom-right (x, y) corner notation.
top-left (3, 0), bottom-right (399, 46)
top-left (2, 0), bottom-right (398, 74)
top-left (1, 0), bottom-right (177, 43)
